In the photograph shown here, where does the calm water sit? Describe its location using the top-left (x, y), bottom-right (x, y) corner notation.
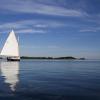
top-left (0, 60), bottom-right (100, 100)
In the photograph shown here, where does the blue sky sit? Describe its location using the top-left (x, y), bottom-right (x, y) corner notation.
top-left (0, 0), bottom-right (100, 59)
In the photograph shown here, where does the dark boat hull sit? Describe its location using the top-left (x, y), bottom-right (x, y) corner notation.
top-left (7, 57), bottom-right (20, 61)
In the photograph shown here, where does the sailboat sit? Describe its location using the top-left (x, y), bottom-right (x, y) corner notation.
top-left (0, 30), bottom-right (20, 61)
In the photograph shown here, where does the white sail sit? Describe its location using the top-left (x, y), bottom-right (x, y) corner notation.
top-left (0, 30), bottom-right (19, 57)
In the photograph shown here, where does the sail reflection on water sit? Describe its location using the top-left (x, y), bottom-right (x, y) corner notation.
top-left (0, 61), bottom-right (19, 91)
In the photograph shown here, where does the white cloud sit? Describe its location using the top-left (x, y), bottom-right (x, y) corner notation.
top-left (16, 29), bottom-right (45, 34)
top-left (0, 0), bottom-right (88, 17)
top-left (0, 19), bottom-right (67, 34)
top-left (80, 29), bottom-right (97, 32)
top-left (80, 27), bottom-right (100, 32)
top-left (35, 24), bottom-right (47, 28)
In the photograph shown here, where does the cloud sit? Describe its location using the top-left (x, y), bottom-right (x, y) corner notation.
top-left (0, 19), bottom-right (67, 34)
top-left (35, 24), bottom-right (47, 28)
top-left (79, 27), bottom-right (100, 32)
top-left (80, 29), bottom-right (97, 32)
top-left (0, 23), bottom-right (25, 30)
top-left (0, 0), bottom-right (88, 17)
top-left (16, 29), bottom-right (45, 34)
top-left (0, 19), bottom-right (65, 29)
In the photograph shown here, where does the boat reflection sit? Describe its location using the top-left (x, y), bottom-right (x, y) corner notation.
top-left (0, 61), bottom-right (19, 91)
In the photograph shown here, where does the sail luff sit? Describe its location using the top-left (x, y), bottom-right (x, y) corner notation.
top-left (0, 30), bottom-right (19, 57)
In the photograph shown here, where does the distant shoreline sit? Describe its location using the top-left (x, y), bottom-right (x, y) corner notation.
top-left (0, 56), bottom-right (85, 60)
top-left (20, 56), bottom-right (85, 60)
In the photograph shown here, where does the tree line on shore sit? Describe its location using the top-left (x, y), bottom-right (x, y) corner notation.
top-left (20, 56), bottom-right (85, 60)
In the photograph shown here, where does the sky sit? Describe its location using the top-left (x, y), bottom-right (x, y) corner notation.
top-left (0, 0), bottom-right (100, 59)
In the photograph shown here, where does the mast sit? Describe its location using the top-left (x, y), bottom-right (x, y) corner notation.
top-left (0, 30), bottom-right (19, 57)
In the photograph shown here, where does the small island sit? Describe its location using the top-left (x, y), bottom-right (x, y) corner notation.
top-left (20, 56), bottom-right (85, 60)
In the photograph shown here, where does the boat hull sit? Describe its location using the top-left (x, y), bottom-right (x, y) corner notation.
top-left (7, 57), bottom-right (20, 61)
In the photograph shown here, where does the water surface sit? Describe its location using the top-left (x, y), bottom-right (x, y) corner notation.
top-left (0, 60), bottom-right (100, 100)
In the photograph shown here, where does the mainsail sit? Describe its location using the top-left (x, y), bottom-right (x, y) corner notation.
top-left (0, 30), bottom-right (19, 57)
